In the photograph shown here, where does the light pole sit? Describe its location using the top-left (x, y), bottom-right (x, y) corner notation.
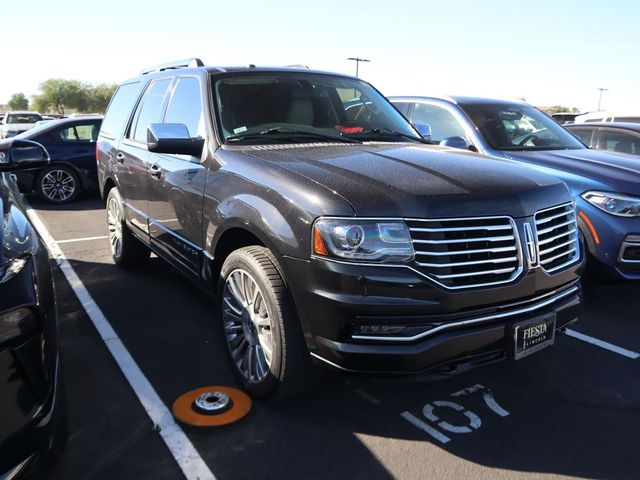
top-left (596, 88), bottom-right (608, 111)
top-left (347, 57), bottom-right (370, 78)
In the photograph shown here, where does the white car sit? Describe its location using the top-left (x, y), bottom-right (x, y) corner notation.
top-left (0, 111), bottom-right (43, 138)
top-left (574, 111), bottom-right (640, 123)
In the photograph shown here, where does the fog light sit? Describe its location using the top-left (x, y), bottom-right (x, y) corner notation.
top-left (355, 325), bottom-right (406, 335)
top-left (625, 234), bottom-right (640, 244)
top-left (0, 308), bottom-right (36, 343)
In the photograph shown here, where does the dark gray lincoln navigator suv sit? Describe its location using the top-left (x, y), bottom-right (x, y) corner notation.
top-left (97, 59), bottom-right (583, 398)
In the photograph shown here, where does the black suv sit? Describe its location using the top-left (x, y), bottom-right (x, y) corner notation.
top-left (97, 59), bottom-right (583, 398)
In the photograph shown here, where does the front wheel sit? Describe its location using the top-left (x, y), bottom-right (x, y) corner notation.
top-left (106, 187), bottom-right (150, 268)
top-left (219, 246), bottom-right (319, 399)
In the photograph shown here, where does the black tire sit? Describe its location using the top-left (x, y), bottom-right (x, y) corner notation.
top-left (106, 187), bottom-right (150, 268)
top-left (36, 165), bottom-right (81, 204)
top-left (219, 246), bottom-right (320, 399)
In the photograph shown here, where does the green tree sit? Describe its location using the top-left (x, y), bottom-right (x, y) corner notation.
top-left (31, 79), bottom-right (89, 114)
top-left (86, 83), bottom-right (117, 113)
top-left (8, 92), bottom-right (29, 110)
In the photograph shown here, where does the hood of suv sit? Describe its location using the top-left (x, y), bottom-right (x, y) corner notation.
top-left (503, 148), bottom-right (640, 196)
top-left (245, 143), bottom-right (571, 218)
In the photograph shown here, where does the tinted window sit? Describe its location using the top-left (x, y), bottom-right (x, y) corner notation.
top-left (412, 104), bottom-right (466, 142)
top-left (164, 77), bottom-right (203, 137)
top-left (6, 113), bottom-right (42, 124)
top-left (600, 130), bottom-right (640, 155)
top-left (568, 128), bottom-right (594, 146)
top-left (57, 122), bottom-right (100, 143)
top-left (132, 79), bottom-right (172, 142)
top-left (613, 117), bottom-right (640, 123)
top-left (213, 73), bottom-right (420, 144)
top-left (101, 82), bottom-right (142, 137)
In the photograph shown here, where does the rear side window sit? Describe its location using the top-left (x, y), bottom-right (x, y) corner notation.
top-left (101, 82), bottom-right (142, 138)
top-left (131, 79), bottom-right (172, 143)
top-left (613, 117), bottom-right (640, 123)
top-left (58, 122), bottom-right (100, 143)
top-left (600, 130), bottom-right (640, 155)
top-left (569, 128), bottom-right (594, 146)
top-left (412, 103), bottom-right (466, 142)
top-left (164, 77), bottom-right (203, 137)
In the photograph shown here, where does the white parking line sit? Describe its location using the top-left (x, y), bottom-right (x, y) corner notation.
top-left (27, 208), bottom-right (216, 480)
top-left (565, 329), bottom-right (640, 360)
top-left (57, 235), bottom-right (108, 244)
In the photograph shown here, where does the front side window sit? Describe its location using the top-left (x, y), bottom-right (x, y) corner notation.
top-left (461, 103), bottom-right (585, 151)
top-left (411, 104), bottom-right (467, 142)
top-left (599, 130), bottom-right (640, 154)
top-left (131, 79), bottom-right (172, 143)
top-left (213, 72), bottom-right (421, 144)
top-left (164, 77), bottom-right (203, 137)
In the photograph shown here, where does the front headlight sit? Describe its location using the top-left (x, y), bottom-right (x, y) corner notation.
top-left (582, 191), bottom-right (640, 217)
top-left (313, 218), bottom-right (414, 263)
top-left (0, 257), bottom-right (28, 284)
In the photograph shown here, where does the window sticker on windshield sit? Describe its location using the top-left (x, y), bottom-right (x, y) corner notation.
top-left (233, 126), bottom-right (248, 134)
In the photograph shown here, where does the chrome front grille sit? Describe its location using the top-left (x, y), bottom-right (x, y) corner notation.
top-left (535, 203), bottom-right (580, 273)
top-left (406, 216), bottom-right (522, 289)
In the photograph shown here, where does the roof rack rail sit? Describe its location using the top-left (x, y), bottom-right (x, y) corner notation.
top-left (140, 58), bottom-right (204, 75)
top-left (286, 64), bottom-right (310, 69)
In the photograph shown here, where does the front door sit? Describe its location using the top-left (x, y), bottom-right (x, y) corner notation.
top-left (147, 76), bottom-right (207, 276)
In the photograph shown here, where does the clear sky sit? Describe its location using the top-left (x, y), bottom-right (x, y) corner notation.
top-left (2, 0), bottom-right (638, 112)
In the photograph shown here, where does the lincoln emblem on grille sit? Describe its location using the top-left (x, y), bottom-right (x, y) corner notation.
top-left (524, 222), bottom-right (538, 266)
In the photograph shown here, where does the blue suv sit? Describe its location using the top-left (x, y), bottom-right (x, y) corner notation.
top-left (390, 96), bottom-right (640, 280)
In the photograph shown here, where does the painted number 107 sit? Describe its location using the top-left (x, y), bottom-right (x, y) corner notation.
top-left (401, 384), bottom-right (510, 444)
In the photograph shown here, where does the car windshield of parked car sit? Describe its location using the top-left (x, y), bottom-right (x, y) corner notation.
top-left (213, 72), bottom-right (421, 144)
top-left (6, 113), bottom-right (42, 124)
top-left (461, 103), bottom-right (584, 151)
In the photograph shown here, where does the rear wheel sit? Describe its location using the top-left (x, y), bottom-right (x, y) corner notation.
top-left (36, 165), bottom-right (80, 204)
top-left (106, 187), bottom-right (150, 268)
top-left (219, 246), bottom-right (319, 399)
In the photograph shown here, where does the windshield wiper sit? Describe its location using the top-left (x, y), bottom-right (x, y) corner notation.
top-left (226, 127), bottom-right (362, 144)
top-left (359, 127), bottom-right (431, 144)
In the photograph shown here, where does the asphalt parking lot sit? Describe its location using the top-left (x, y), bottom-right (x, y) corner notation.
top-left (28, 193), bottom-right (640, 480)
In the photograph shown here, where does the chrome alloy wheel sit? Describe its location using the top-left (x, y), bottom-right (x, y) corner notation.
top-left (222, 269), bottom-right (274, 383)
top-left (40, 169), bottom-right (76, 202)
top-left (107, 197), bottom-right (123, 259)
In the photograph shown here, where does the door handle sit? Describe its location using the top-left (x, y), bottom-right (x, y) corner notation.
top-left (149, 164), bottom-right (162, 179)
top-left (115, 152), bottom-right (125, 164)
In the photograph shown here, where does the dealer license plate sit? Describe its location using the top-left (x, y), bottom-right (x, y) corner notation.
top-left (513, 313), bottom-right (556, 360)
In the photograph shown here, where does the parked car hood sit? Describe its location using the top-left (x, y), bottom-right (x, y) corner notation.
top-left (244, 143), bottom-right (571, 218)
top-left (502, 148), bottom-right (640, 196)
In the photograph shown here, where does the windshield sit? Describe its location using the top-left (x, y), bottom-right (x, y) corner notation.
top-left (213, 72), bottom-right (421, 144)
top-left (6, 113), bottom-right (42, 124)
top-left (461, 103), bottom-right (584, 151)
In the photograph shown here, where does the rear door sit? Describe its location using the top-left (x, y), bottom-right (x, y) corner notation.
top-left (147, 76), bottom-right (208, 275)
top-left (116, 78), bottom-right (173, 236)
top-left (46, 120), bottom-right (102, 186)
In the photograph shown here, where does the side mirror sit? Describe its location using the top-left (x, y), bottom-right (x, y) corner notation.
top-left (147, 123), bottom-right (204, 157)
top-left (0, 139), bottom-right (50, 172)
top-left (413, 123), bottom-right (432, 141)
top-left (439, 136), bottom-right (469, 150)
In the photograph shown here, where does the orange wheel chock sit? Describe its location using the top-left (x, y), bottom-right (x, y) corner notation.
top-left (172, 386), bottom-right (252, 427)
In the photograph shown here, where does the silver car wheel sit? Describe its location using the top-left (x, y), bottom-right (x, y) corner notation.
top-left (107, 197), bottom-right (123, 259)
top-left (40, 169), bottom-right (76, 202)
top-left (222, 268), bottom-right (274, 383)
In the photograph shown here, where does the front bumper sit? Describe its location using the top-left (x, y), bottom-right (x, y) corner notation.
top-left (281, 255), bottom-right (582, 374)
top-left (577, 201), bottom-right (640, 280)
